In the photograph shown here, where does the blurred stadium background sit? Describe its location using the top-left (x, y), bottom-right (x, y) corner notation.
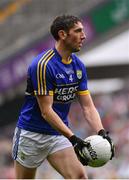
top-left (0, 0), bottom-right (129, 178)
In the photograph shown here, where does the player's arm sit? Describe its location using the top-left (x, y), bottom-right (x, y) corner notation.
top-left (37, 95), bottom-right (89, 165)
top-left (78, 93), bottom-right (115, 158)
top-left (37, 95), bottom-right (74, 138)
top-left (78, 93), bottom-right (104, 133)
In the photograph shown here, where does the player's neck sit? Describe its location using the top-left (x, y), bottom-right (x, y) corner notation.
top-left (55, 42), bottom-right (71, 62)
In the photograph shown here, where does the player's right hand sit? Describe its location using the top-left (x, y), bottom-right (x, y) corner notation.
top-left (69, 135), bottom-right (90, 165)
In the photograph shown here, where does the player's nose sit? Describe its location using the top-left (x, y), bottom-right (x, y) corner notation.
top-left (81, 31), bottom-right (86, 40)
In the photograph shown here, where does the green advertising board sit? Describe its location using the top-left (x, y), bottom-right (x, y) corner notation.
top-left (89, 0), bottom-right (129, 34)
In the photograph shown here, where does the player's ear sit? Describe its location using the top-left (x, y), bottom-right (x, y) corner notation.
top-left (58, 30), bottom-right (67, 40)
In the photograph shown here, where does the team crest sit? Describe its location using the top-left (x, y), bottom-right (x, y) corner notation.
top-left (76, 70), bottom-right (82, 79)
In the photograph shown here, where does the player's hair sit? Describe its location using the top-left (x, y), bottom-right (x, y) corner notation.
top-left (50, 15), bottom-right (81, 41)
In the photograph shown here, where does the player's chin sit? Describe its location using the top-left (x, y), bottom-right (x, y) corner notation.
top-left (72, 47), bottom-right (81, 52)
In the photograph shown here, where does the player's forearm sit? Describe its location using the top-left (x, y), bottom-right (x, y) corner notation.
top-left (82, 106), bottom-right (104, 133)
top-left (41, 107), bottom-right (74, 138)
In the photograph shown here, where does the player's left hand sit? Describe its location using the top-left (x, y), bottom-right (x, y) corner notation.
top-left (69, 135), bottom-right (90, 165)
top-left (98, 129), bottom-right (115, 160)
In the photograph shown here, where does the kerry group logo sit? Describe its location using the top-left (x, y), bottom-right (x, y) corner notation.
top-left (56, 73), bottom-right (65, 79)
top-left (54, 85), bottom-right (79, 102)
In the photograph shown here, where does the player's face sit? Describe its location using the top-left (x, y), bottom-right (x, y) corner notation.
top-left (64, 22), bottom-right (86, 52)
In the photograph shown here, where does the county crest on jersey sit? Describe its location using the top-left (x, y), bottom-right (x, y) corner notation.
top-left (76, 70), bottom-right (82, 79)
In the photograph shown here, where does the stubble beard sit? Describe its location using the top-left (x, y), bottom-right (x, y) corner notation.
top-left (71, 46), bottom-right (80, 52)
top-left (68, 44), bottom-right (80, 53)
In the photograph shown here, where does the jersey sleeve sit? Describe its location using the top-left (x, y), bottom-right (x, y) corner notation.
top-left (30, 50), bottom-right (55, 96)
top-left (77, 63), bottom-right (90, 96)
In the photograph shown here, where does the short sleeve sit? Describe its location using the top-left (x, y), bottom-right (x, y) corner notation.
top-left (30, 50), bottom-right (55, 96)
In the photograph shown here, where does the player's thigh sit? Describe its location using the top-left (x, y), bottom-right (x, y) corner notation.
top-left (47, 147), bottom-right (87, 179)
top-left (14, 160), bottom-right (36, 179)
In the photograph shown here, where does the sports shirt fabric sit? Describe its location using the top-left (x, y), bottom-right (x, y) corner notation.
top-left (17, 48), bottom-right (90, 135)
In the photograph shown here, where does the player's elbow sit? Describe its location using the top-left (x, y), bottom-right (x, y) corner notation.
top-left (41, 107), bottom-right (51, 120)
top-left (41, 110), bottom-right (48, 119)
top-left (42, 112), bottom-right (47, 120)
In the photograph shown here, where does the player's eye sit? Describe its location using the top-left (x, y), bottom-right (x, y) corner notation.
top-left (74, 28), bottom-right (82, 33)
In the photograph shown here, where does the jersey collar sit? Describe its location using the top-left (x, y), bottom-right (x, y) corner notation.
top-left (53, 47), bottom-right (72, 65)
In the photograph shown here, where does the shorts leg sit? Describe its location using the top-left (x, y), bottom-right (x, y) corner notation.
top-left (12, 128), bottom-right (87, 179)
top-left (12, 128), bottom-right (48, 168)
